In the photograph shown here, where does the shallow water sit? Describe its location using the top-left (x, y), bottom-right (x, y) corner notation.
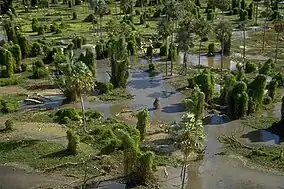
top-left (241, 129), bottom-right (283, 145)
top-left (20, 94), bottom-right (66, 110)
top-left (179, 53), bottom-right (237, 71)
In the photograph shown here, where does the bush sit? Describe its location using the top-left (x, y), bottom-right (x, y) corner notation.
top-left (37, 25), bottom-right (45, 35)
top-left (245, 61), bottom-right (258, 73)
top-left (207, 43), bottom-right (215, 56)
top-left (0, 77), bottom-right (26, 87)
top-left (272, 73), bottom-right (284, 87)
top-left (32, 18), bottom-right (39, 32)
top-left (268, 79), bottom-right (278, 100)
top-left (21, 63), bottom-right (28, 72)
top-left (148, 62), bottom-right (155, 72)
top-left (207, 9), bottom-right (214, 21)
top-left (85, 110), bottom-right (103, 122)
top-left (127, 40), bottom-right (137, 55)
top-left (50, 23), bottom-right (58, 33)
top-left (95, 41), bottom-right (105, 60)
top-left (55, 108), bottom-right (81, 124)
top-left (5, 119), bottom-right (14, 130)
top-left (159, 45), bottom-right (167, 56)
top-left (95, 81), bottom-right (113, 94)
top-left (153, 9), bottom-right (161, 18)
top-left (72, 11), bottom-right (77, 20)
top-left (167, 45), bottom-right (177, 61)
top-left (145, 23), bottom-right (150, 28)
top-left (75, 0), bottom-right (81, 5)
top-left (263, 96), bottom-right (272, 105)
top-left (239, 9), bottom-right (248, 21)
top-left (135, 10), bottom-right (141, 15)
top-left (146, 46), bottom-right (153, 57)
top-left (140, 15), bottom-right (145, 25)
top-left (0, 100), bottom-right (19, 114)
top-left (66, 129), bottom-right (80, 154)
top-left (259, 59), bottom-right (272, 75)
top-left (18, 35), bottom-right (30, 58)
top-left (233, 7), bottom-right (239, 15)
top-left (31, 42), bottom-right (42, 57)
top-left (32, 60), bottom-right (49, 79)
top-left (83, 14), bottom-right (97, 23)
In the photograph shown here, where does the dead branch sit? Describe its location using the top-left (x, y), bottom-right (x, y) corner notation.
top-left (43, 162), bottom-right (82, 173)
top-left (217, 134), bottom-right (253, 150)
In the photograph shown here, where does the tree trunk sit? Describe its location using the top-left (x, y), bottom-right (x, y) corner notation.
top-left (100, 16), bottom-right (102, 39)
top-left (275, 32), bottom-right (280, 64)
top-left (165, 36), bottom-right (168, 76)
top-left (80, 95), bottom-right (87, 133)
top-left (183, 52), bottom-right (187, 76)
top-left (198, 39), bottom-right (201, 72)
top-left (170, 34), bottom-right (174, 76)
top-left (255, 1), bottom-right (259, 25)
top-left (262, 5), bottom-right (269, 52)
top-left (243, 23), bottom-right (246, 65)
top-left (181, 155), bottom-right (188, 189)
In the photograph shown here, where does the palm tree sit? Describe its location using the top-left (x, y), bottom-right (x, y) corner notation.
top-left (262, 0), bottom-right (270, 52)
top-left (215, 21), bottom-right (232, 72)
top-left (55, 56), bottom-right (94, 133)
top-left (274, 20), bottom-right (284, 64)
top-left (254, 0), bottom-right (261, 25)
top-left (157, 18), bottom-right (174, 76)
top-left (176, 18), bottom-right (194, 75)
top-left (194, 17), bottom-right (211, 71)
top-left (91, 0), bottom-right (107, 38)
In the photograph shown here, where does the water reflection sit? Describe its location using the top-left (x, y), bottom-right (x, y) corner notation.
top-left (241, 129), bottom-right (282, 145)
top-left (179, 53), bottom-right (237, 71)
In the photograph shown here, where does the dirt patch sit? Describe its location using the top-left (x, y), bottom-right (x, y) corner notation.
top-left (0, 86), bottom-right (28, 97)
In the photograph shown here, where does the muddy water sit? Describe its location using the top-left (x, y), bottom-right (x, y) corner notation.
top-left (180, 53), bottom-right (237, 71)
top-left (87, 60), bottom-right (186, 123)
top-left (157, 121), bottom-right (284, 189)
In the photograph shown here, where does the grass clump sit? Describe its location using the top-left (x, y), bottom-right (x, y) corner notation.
top-left (66, 129), bottom-right (80, 154)
top-left (0, 99), bottom-right (19, 114)
top-left (0, 77), bottom-right (26, 87)
top-left (5, 119), bottom-right (14, 131)
top-left (54, 108), bottom-right (81, 124)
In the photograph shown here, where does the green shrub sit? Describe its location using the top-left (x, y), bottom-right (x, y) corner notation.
top-left (50, 23), bottom-right (58, 33)
top-left (263, 96), bottom-right (272, 105)
top-left (135, 10), bottom-right (141, 15)
top-left (146, 46), bottom-right (153, 58)
top-left (159, 45), bottom-right (168, 56)
top-left (66, 129), bottom-right (80, 154)
top-left (32, 60), bottom-right (49, 79)
top-left (37, 25), bottom-right (45, 35)
top-left (272, 73), bottom-right (284, 87)
top-left (85, 110), bottom-right (103, 122)
top-left (268, 79), bottom-right (278, 100)
top-left (239, 9), bottom-right (248, 21)
top-left (0, 100), bottom-right (19, 114)
top-left (153, 9), bottom-right (161, 18)
top-left (72, 11), bottom-right (77, 20)
top-left (207, 43), bottom-right (215, 56)
top-left (31, 42), bottom-right (42, 57)
top-left (75, 0), bottom-right (81, 5)
top-left (55, 108), bottom-right (81, 124)
top-left (5, 119), bottom-right (14, 130)
top-left (245, 61), bottom-right (258, 73)
top-left (140, 15), bottom-right (145, 25)
top-left (95, 81), bottom-right (113, 94)
top-left (95, 41), bottom-right (104, 60)
top-left (259, 59), bottom-right (272, 75)
top-left (0, 77), bottom-right (26, 87)
top-left (167, 45), bottom-right (177, 61)
top-left (83, 14), bottom-right (97, 23)
top-left (17, 35), bottom-right (30, 58)
top-left (145, 23), bottom-right (150, 28)
top-left (21, 63), bottom-right (28, 72)
top-left (207, 9), bottom-right (214, 21)
top-left (127, 40), bottom-right (137, 56)
top-left (148, 62), bottom-right (155, 72)
top-left (68, 0), bottom-right (72, 7)
top-left (32, 18), bottom-right (39, 32)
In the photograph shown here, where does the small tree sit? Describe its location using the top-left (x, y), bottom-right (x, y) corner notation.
top-left (136, 108), bottom-right (149, 140)
top-left (215, 21), bottom-right (232, 71)
top-left (273, 20), bottom-right (284, 64)
top-left (55, 57), bottom-right (94, 132)
top-left (66, 129), bottom-right (80, 154)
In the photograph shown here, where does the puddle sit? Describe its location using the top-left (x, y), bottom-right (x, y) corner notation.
top-left (241, 129), bottom-right (283, 145)
top-left (20, 94), bottom-right (66, 110)
top-left (97, 181), bottom-right (126, 189)
top-left (180, 53), bottom-right (237, 71)
top-left (203, 114), bottom-right (230, 125)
